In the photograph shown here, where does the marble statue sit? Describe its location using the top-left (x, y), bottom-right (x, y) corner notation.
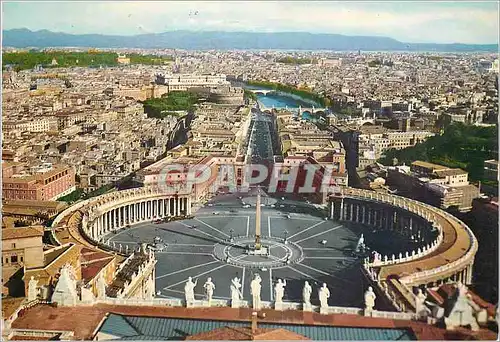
top-left (230, 277), bottom-right (243, 307)
top-left (415, 289), bottom-right (429, 319)
top-left (28, 276), bottom-right (38, 302)
top-left (364, 286), bottom-right (377, 314)
top-left (250, 274), bottom-right (262, 310)
top-left (51, 264), bottom-right (78, 306)
top-left (96, 272), bottom-right (107, 299)
top-left (184, 277), bottom-right (197, 304)
top-left (274, 279), bottom-right (287, 304)
top-left (355, 234), bottom-right (365, 252)
top-left (302, 281), bottom-right (312, 305)
top-left (318, 283), bottom-right (330, 309)
top-left (203, 277), bottom-right (216, 303)
top-left (444, 282), bottom-right (480, 331)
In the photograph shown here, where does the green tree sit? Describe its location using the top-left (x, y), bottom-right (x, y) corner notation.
top-left (140, 91), bottom-right (201, 119)
top-left (379, 123), bottom-right (498, 181)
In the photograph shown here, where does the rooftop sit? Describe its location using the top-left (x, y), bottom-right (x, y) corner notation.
top-left (11, 304), bottom-right (497, 341)
top-left (411, 160), bottom-right (449, 171)
top-left (434, 169), bottom-right (468, 177)
top-left (2, 226), bottom-right (45, 240)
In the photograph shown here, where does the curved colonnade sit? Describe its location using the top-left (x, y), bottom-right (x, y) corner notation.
top-left (50, 186), bottom-right (478, 314)
top-left (330, 188), bottom-right (478, 312)
top-left (51, 187), bottom-right (192, 254)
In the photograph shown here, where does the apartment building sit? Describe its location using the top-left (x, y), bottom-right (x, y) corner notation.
top-left (2, 163), bottom-right (76, 201)
top-left (387, 161), bottom-right (479, 211)
top-left (3, 117), bottom-right (58, 133)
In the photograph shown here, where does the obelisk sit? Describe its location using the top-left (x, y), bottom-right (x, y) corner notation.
top-left (255, 189), bottom-right (262, 250)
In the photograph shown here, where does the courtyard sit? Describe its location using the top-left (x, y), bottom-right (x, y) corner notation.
top-left (104, 193), bottom-right (368, 308)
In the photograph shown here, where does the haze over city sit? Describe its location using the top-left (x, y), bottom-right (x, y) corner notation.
top-left (3, 1), bottom-right (500, 44)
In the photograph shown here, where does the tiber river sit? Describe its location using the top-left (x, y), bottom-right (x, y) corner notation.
top-left (244, 85), bottom-right (322, 120)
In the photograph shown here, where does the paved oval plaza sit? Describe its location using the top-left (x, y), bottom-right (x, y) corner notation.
top-left (104, 194), bottom-right (368, 308)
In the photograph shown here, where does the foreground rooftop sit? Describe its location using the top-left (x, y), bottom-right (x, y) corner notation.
top-left (10, 303), bottom-right (498, 340)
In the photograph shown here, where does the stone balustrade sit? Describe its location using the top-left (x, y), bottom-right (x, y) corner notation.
top-left (364, 231), bottom-right (443, 269)
top-left (95, 298), bottom-right (416, 321)
top-left (117, 253), bottom-right (156, 299)
top-left (331, 187), bottom-right (478, 315)
top-left (333, 188), bottom-right (477, 285)
top-left (8, 329), bottom-right (74, 340)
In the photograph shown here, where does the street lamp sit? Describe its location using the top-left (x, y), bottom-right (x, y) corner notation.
top-left (283, 230), bottom-right (288, 244)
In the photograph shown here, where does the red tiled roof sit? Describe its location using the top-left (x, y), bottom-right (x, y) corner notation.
top-left (11, 304), bottom-right (499, 341)
top-left (2, 226), bottom-right (44, 240)
top-left (186, 326), bottom-right (309, 340)
top-left (81, 258), bottom-right (114, 283)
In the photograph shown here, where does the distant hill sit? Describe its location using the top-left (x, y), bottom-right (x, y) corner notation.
top-left (3, 28), bottom-right (498, 52)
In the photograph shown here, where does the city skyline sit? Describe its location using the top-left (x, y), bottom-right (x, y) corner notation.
top-left (2, 1), bottom-right (499, 44)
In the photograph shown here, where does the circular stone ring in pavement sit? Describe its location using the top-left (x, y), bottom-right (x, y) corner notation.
top-left (213, 236), bottom-right (304, 269)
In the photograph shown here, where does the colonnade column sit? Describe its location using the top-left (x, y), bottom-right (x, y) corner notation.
top-left (466, 263), bottom-right (473, 284)
top-left (98, 217), bottom-right (102, 236)
top-left (95, 217), bottom-right (99, 236)
top-left (109, 210), bottom-right (113, 231)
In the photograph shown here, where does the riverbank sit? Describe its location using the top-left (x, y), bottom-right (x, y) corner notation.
top-left (245, 80), bottom-right (330, 107)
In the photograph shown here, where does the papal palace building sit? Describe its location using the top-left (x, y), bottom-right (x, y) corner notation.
top-left (2, 162), bottom-right (75, 201)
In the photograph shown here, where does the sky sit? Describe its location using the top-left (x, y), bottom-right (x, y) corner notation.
top-left (2, 1), bottom-right (499, 44)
